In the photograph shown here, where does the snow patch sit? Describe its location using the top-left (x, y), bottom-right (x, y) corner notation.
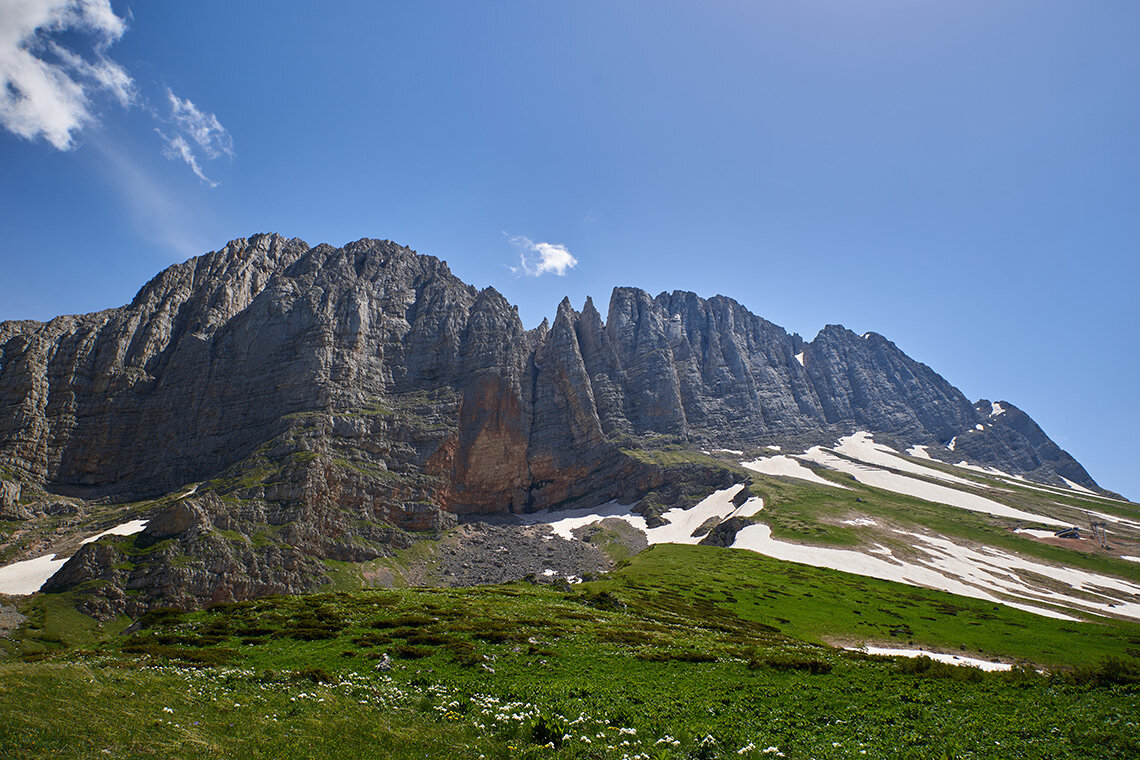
top-left (1061, 477), bottom-right (1096, 495)
top-left (794, 351), bottom-right (804, 366)
top-left (990, 402), bottom-right (1006, 417)
top-left (1015, 528), bottom-right (1061, 540)
top-left (906, 445), bottom-right (931, 460)
top-left (0, 519), bottom-right (149, 596)
top-left (1122, 556), bottom-right (1140, 564)
top-left (975, 424), bottom-right (985, 431)
top-left (0, 554), bottom-right (69, 596)
top-left (831, 432), bottom-right (980, 487)
top-left (799, 445), bottom-right (1069, 528)
top-left (524, 487), bottom-right (761, 547)
top-left (712, 448), bottom-right (743, 456)
top-left (730, 520), bottom-right (1079, 620)
top-left (765, 445), bottom-right (782, 451)
top-left (850, 646), bottom-right (1012, 672)
top-left (841, 518), bottom-right (877, 527)
top-left (741, 456), bottom-right (849, 489)
top-left (80, 519), bottom-right (148, 546)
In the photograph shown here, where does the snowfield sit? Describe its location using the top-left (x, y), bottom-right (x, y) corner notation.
top-left (522, 434), bottom-right (1140, 623)
top-left (798, 440), bottom-right (1070, 528)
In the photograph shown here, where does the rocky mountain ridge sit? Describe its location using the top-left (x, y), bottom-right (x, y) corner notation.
top-left (0, 234), bottom-right (1106, 614)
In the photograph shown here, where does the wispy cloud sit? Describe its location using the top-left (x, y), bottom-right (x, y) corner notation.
top-left (0, 0), bottom-right (133, 149)
top-left (0, 0), bottom-right (233, 185)
top-left (155, 88), bottom-right (233, 185)
top-left (508, 235), bottom-right (579, 277)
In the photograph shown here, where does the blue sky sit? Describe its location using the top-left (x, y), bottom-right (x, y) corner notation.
top-left (1, 1), bottom-right (1137, 498)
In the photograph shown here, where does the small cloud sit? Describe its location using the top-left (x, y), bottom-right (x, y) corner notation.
top-left (508, 235), bottom-right (578, 277)
top-left (155, 89), bottom-right (232, 185)
top-left (165, 88), bottom-right (233, 159)
top-left (0, 0), bottom-right (134, 150)
top-left (157, 130), bottom-right (216, 187)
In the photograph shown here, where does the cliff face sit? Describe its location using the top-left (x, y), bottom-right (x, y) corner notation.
top-left (0, 233), bottom-right (1097, 505)
top-left (0, 234), bottom-right (1102, 614)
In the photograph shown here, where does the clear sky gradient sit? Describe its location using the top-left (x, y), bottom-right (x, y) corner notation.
top-left (1, 1), bottom-right (1137, 498)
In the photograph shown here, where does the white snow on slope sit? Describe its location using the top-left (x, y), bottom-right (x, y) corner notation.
top-left (1015, 529), bottom-right (1059, 539)
top-left (1122, 556), bottom-right (1140, 564)
top-left (831, 432), bottom-right (980, 487)
top-left (525, 481), bottom-right (1140, 622)
top-left (893, 529), bottom-right (1140, 620)
top-left (730, 518), bottom-right (1078, 620)
top-left (0, 519), bottom-right (149, 596)
top-left (799, 444), bottom-right (1070, 528)
top-left (645, 485), bottom-right (761, 544)
top-left (906, 445), bottom-right (931, 459)
top-left (1061, 477), bottom-right (1096, 495)
top-left (850, 646), bottom-right (1012, 672)
top-left (741, 456), bottom-right (850, 489)
top-left (526, 486), bottom-right (760, 545)
top-left (953, 461), bottom-right (1019, 480)
top-left (80, 519), bottom-right (148, 545)
top-left (528, 501), bottom-right (648, 541)
top-left (0, 554), bottom-right (70, 596)
top-left (712, 449), bottom-right (743, 456)
top-left (794, 351), bottom-right (804, 366)
top-left (990, 402), bottom-right (1006, 417)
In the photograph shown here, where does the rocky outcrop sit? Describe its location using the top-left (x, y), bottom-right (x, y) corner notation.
top-left (0, 480), bottom-right (25, 520)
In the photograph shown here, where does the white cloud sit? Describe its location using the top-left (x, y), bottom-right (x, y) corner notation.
top-left (0, 0), bottom-right (233, 185)
top-left (508, 235), bottom-right (579, 277)
top-left (0, 0), bottom-right (133, 149)
top-left (154, 88), bottom-right (232, 185)
top-left (157, 130), bottom-right (216, 187)
top-left (165, 87), bottom-right (233, 159)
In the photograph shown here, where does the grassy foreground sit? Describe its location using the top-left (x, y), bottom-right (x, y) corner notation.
top-left (2, 544), bottom-right (1139, 759)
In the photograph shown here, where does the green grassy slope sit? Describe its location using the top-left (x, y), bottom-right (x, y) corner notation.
top-left (3, 544), bottom-right (1138, 760)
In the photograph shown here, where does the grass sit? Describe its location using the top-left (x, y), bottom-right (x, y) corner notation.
top-left (3, 544), bottom-right (1139, 759)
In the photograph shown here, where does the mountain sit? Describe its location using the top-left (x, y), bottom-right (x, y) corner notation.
top-left (0, 234), bottom-right (1107, 614)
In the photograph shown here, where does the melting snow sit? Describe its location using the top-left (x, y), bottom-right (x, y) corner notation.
top-left (794, 351), bottom-right (804, 366)
top-left (0, 554), bottom-right (70, 596)
top-left (525, 487), bottom-right (759, 546)
top-left (1061, 477), bottom-right (1096, 495)
top-left (1122, 556), bottom-right (1140, 564)
top-left (990, 402), bottom-right (1006, 417)
top-left (849, 646), bottom-right (1012, 672)
top-left (741, 456), bottom-right (850, 489)
top-left (0, 519), bottom-right (149, 596)
top-left (841, 518), bottom-right (877, 527)
top-left (765, 445), bottom-right (782, 451)
top-left (975, 424), bottom-right (985, 431)
top-left (730, 518), bottom-right (1079, 620)
top-left (712, 449), bottom-right (743, 456)
top-left (646, 485), bottom-right (761, 544)
top-left (906, 445), bottom-right (931, 459)
top-left (799, 444), bottom-right (1068, 528)
top-left (80, 519), bottom-right (148, 545)
top-left (1015, 529), bottom-right (1060, 539)
top-left (831, 432), bottom-right (980, 487)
